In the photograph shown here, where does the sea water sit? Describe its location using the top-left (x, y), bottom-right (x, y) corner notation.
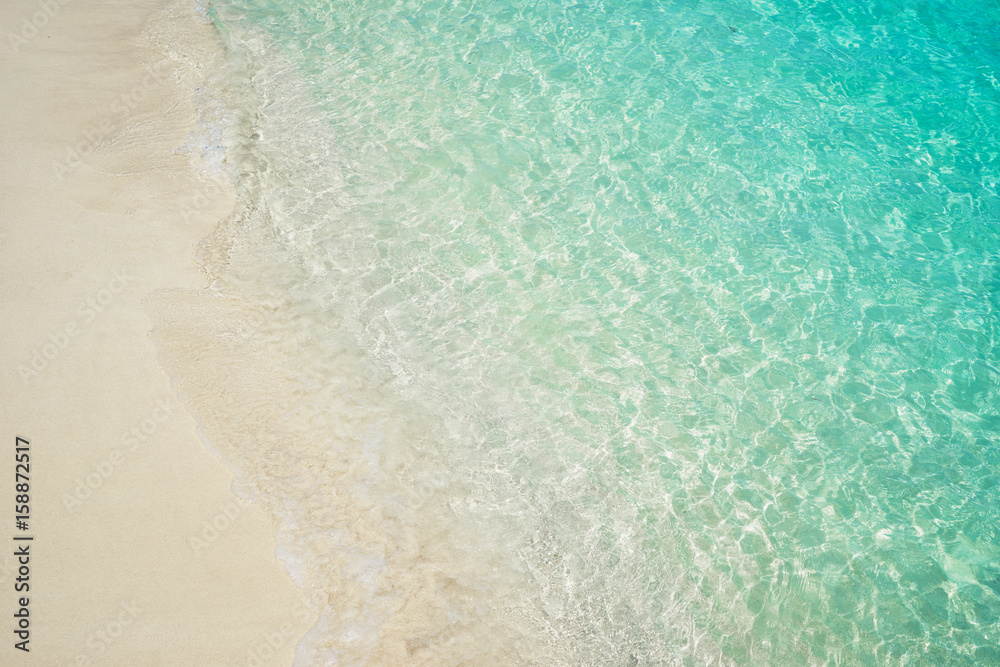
top-left (152, 0), bottom-right (1000, 663)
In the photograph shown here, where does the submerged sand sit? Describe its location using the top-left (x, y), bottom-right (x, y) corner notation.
top-left (0, 0), bottom-right (313, 663)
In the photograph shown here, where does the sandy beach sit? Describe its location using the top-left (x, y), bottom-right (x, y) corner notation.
top-left (0, 0), bottom-right (313, 663)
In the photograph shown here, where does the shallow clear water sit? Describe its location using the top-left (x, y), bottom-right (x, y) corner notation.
top-left (163, 0), bottom-right (1000, 663)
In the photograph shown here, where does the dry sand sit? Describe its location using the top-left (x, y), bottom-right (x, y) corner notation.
top-left (0, 0), bottom-right (314, 663)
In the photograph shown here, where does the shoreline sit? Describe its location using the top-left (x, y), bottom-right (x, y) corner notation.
top-left (0, 0), bottom-right (313, 664)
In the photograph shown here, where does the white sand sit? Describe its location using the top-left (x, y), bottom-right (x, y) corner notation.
top-left (0, 0), bottom-right (314, 663)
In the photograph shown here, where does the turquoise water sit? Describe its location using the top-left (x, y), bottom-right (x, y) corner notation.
top-left (190, 0), bottom-right (1000, 663)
